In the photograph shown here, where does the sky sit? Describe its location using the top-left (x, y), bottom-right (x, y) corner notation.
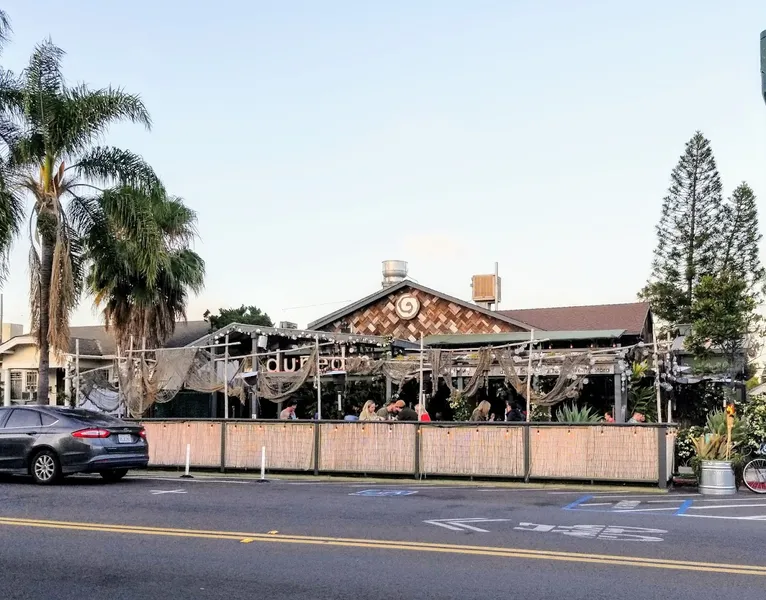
top-left (1, 0), bottom-right (766, 331)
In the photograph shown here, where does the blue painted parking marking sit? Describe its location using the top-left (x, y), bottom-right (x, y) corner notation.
top-left (350, 489), bottom-right (419, 497)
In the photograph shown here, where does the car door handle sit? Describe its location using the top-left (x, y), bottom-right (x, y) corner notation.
top-left (26, 432), bottom-right (38, 436)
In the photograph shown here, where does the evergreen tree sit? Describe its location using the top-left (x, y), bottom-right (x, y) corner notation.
top-left (718, 182), bottom-right (765, 297)
top-left (640, 132), bottom-right (723, 324)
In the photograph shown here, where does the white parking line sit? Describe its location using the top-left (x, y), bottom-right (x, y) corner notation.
top-left (690, 503), bottom-right (766, 510)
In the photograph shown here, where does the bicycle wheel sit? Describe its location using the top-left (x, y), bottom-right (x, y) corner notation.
top-left (743, 459), bottom-right (766, 494)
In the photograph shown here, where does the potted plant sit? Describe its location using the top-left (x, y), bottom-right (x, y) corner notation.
top-left (692, 408), bottom-right (745, 495)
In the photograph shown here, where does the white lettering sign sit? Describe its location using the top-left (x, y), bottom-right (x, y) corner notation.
top-left (265, 355), bottom-right (347, 373)
top-left (514, 523), bottom-right (666, 542)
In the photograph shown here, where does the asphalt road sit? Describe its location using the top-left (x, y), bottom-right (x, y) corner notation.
top-left (1, 473), bottom-right (765, 599)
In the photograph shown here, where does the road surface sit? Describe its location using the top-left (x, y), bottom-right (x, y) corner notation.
top-left (1, 473), bottom-right (765, 599)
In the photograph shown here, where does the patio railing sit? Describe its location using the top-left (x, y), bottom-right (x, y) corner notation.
top-left (137, 419), bottom-right (676, 487)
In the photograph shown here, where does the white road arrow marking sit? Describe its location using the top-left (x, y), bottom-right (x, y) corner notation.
top-left (424, 518), bottom-right (510, 532)
top-left (150, 489), bottom-right (187, 495)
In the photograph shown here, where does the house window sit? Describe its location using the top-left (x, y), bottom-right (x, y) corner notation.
top-left (25, 371), bottom-right (38, 393)
top-left (10, 371), bottom-right (21, 399)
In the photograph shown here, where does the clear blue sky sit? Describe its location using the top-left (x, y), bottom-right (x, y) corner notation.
top-left (2, 1), bottom-right (765, 330)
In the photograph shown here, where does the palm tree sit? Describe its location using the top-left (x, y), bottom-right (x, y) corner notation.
top-left (0, 10), bottom-right (25, 281)
top-left (76, 186), bottom-right (205, 350)
top-left (11, 40), bottom-right (159, 403)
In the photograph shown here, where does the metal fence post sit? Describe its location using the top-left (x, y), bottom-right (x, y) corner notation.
top-left (523, 424), bottom-right (531, 482)
top-left (657, 425), bottom-right (668, 489)
top-left (220, 420), bottom-right (227, 473)
top-left (313, 422), bottom-right (320, 476)
top-left (414, 423), bottom-right (421, 479)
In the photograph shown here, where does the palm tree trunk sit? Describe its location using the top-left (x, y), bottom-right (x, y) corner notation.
top-left (37, 237), bottom-right (54, 405)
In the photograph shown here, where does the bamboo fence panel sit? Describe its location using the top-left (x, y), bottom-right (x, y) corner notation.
top-left (530, 426), bottom-right (658, 481)
top-left (587, 426), bottom-right (658, 481)
top-left (318, 422), bottom-right (416, 473)
top-left (142, 421), bottom-right (221, 467)
top-left (530, 427), bottom-right (590, 478)
top-left (225, 422), bottom-right (314, 471)
top-left (420, 425), bottom-right (524, 477)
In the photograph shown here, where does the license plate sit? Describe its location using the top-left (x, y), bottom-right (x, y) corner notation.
top-left (117, 434), bottom-right (133, 444)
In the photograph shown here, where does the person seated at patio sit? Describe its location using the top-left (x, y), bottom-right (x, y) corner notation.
top-left (377, 399), bottom-right (404, 420)
top-left (359, 400), bottom-right (382, 421)
top-left (415, 404), bottom-right (431, 422)
top-left (604, 412), bottom-right (615, 423)
top-left (397, 403), bottom-right (419, 421)
top-left (280, 400), bottom-right (298, 420)
top-left (504, 400), bottom-right (523, 422)
top-left (470, 400), bottom-right (494, 422)
top-left (628, 412), bottom-right (645, 423)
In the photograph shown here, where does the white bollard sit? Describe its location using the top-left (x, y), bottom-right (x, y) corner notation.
top-left (180, 443), bottom-right (193, 479)
top-left (260, 446), bottom-right (266, 480)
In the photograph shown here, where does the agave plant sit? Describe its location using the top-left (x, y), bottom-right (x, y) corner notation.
top-left (554, 403), bottom-right (600, 423)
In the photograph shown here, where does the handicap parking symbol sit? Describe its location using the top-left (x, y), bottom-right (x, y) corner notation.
top-left (350, 489), bottom-right (418, 497)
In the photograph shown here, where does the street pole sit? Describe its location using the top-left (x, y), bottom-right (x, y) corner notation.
top-left (761, 30), bottom-right (766, 105)
top-left (418, 333), bottom-right (424, 421)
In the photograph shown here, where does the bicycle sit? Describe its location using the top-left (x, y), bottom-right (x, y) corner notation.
top-left (743, 443), bottom-right (766, 494)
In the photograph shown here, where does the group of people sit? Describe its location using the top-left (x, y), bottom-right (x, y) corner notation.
top-left (358, 399), bottom-right (431, 422)
top-left (279, 397), bottom-right (645, 424)
top-left (469, 399), bottom-right (526, 422)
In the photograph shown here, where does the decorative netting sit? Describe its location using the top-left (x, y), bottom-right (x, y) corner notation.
top-left (429, 348), bottom-right (493, 398)
top-left (117, 348), bottom-right (247, 417)
top-left (497, 350), bottom-right (592, 407)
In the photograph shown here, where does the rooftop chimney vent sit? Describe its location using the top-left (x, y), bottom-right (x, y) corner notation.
top-left (381, 260), bottom-right (408, 288)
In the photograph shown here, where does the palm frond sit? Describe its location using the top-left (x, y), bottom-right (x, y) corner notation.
top-left (0, 10), bottom-right (11, 52)
top-left (70, 146), bottom-right (161, 191)
top-left (21, 40), bottom-right (65, 133)
top-left (0, 166), bottom-right (25, 281)
top-left (58, 85), bottom-right (151, 156)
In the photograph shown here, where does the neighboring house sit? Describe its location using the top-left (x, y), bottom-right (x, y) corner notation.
top-left (0, 321), bottom-right (210, 407)
top-left (669, 324), bottom-right (749, 386)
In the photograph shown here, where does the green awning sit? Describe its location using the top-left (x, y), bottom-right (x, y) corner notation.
top-left (424, 330), bottom-right (627, 347)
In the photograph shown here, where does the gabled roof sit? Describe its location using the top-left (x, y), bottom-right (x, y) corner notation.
top-left (499, 302), bottom-right (651, 335)
top-left (307, 280), bottom-right (534, 331)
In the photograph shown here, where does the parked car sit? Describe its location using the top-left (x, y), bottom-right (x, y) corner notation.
top-left (0, 406), bottom-right (148, 484)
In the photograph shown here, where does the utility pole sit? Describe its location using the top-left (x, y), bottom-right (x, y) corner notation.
top-left (761, 30), bottom-right (766, 105)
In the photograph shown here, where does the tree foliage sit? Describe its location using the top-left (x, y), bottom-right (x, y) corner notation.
top-left (204, 305), bottom-right (272, 331)
top-left (640, 132), bottom-right (723, 323)
top-left (2, 39), bottom-right (159, 403)
top-left (685, 273), bottom-right (761, 373)
top-left (79, 186), bottom-right (205, 350)
top-left (717, 182), bottom-right (765, 297)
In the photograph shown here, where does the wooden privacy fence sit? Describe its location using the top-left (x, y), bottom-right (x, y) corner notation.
top-left (138, 420), bottom-right (677, 487)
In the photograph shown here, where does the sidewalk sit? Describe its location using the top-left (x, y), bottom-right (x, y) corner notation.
top-left (130, 468), bottom-right (669, 494)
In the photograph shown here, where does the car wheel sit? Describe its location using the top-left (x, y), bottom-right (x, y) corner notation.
top-left (30, 450), bottom-right (61, 485)
top-left (100, 469), bottom-right (128, 483)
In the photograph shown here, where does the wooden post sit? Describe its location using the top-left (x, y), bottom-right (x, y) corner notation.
top-left (224, 333), bottom-right (229, 420)
top-left (526, 329), bottom-right (534, 421)
top-left (75, 338), bottom-right (81, 407)
top-left (315, 335), bottom-right (322, 420)
top-left (653, 324), bottom-right (662, 423)
top-left (418, 333), bottom-right (424, 421)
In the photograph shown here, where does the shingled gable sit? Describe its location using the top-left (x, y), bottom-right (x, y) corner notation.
top-left (307, 280), bottom-right (533, 342)
top-left (499, 302), bottom-right (652, 336)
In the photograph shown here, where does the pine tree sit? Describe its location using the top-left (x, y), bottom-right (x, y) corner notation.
top-left (718, 182), bottom-right (765, 298)
top-left (640, 132), bottom-right (723, 324)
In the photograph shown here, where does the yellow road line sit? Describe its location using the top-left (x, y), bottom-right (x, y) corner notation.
top-left (0, 516), bottom-right (763, 576)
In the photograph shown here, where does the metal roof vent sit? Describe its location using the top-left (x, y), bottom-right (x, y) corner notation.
top-left (381, 260), bottom-right (408, 288)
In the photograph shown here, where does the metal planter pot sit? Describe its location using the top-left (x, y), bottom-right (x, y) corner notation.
top-left (698, 460), bottom-right (736, 495)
